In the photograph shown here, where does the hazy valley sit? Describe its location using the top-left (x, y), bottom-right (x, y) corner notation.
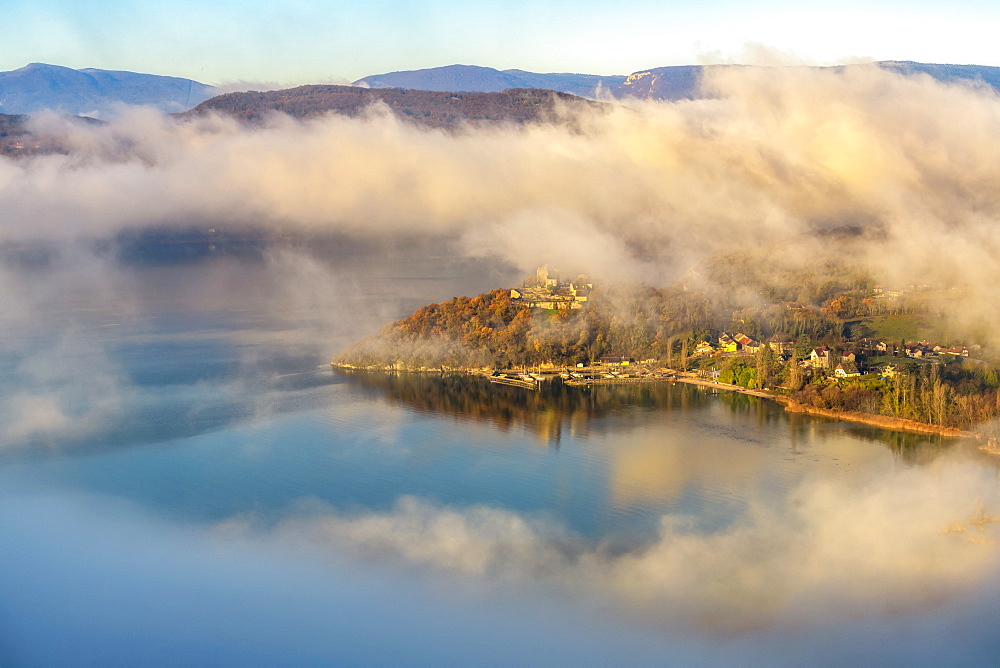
top-left (6, 54), bottom-right (1000, 664)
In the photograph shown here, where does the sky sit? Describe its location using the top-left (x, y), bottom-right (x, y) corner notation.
top-left (4, 0), bottom-right (1000, 86)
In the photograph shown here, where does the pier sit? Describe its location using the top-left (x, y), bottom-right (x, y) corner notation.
top-left (564, 375), bottom-right (674, 387)
top-left (488, 375), bottom-right (540, 390)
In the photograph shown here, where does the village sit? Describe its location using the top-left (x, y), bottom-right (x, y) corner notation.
top-left (336, 265), bottom-right (997, 434)
top-left (691, 331), bottom-right (972, 379)
top-left (487, 333), bottom-right (974, 390)
top-left (506, 266), bottom-right (975, 386)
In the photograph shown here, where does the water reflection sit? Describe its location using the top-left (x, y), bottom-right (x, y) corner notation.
top-left (338, 369), bottom-right (953, 455)
top-left (337, 369), bottom-right (721, 445)
top-left (8, 251), bottom-right (1000, 661)
top-left (333, 370), bottom-right (976, 519)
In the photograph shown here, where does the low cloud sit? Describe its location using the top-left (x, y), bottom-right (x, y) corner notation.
top-left (238, 451), bottom-right (1000, 633)
top-left (5, 64), bottom-right (1000, 442)
top-left (211, 76), bottom-right (357, 94)
top-left (0, 250), bottom-right (134, 449)
top-left (1, 329), bottom-right (126, 448)
top-left (2, 64), bottom-right (998, 324)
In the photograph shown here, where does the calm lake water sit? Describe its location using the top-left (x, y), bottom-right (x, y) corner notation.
top-left (2, 250), bottom-right (1000, 665)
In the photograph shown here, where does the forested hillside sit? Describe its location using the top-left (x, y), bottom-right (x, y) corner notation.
top-left (0, 114), bottom-right (30, 154)
top-left (335, 276), bottom-right (1000, 431)
top-left (184, 86), bottom-right (598, 128)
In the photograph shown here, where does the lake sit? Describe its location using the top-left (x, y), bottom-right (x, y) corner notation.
top-left (2, 248), bottom-right (1000, 665)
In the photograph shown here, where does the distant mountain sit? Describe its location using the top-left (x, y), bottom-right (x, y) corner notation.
top-left (875, 61), bottom-right (1000, 91)
top-left (611, 66), bottom-right (704, 100)
top-left (6, 60), bottom-right (1000, 128)
top-left (0, 63), bottom-right (218, 115)
top-left (354, 64), bottom-right (625, 98)
top-left (615, 61), bottom-right (1000, 100)
top-left (184, 85), bottom-right (600, 128)
top-left (356, 62), bottom-right (1000, 101)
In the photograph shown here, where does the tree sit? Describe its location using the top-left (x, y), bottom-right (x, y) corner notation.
top-left (787, 354), bottom-right (803, 390)
top-left (794, 334), bottom-right (813, 359)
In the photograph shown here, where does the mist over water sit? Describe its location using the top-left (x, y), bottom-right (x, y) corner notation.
top-left (4, 65), bottom-right (1000, 353)
top-left (4, 64), bottom-right (1000, 663)
top-left (3, 65), bottom-right (999, 296)
top-left (1, 250), bottom-right (999, 664)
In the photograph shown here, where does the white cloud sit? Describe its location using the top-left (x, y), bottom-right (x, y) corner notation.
top-left (3, 65), bottom-right (998, 308)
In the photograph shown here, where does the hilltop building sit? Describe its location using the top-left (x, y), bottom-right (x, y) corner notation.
top-left (524, 265), bottom-right (560, 288)
top-left (511, 266), bottom-right (593, 310)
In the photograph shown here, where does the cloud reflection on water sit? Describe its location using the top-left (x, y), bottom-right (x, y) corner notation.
top-left (250, 450), bottom-right (1000, 635)
top-left (0, 490), bottom-right (723, 666)
top-left (6, 448), bottom-right (999, 664)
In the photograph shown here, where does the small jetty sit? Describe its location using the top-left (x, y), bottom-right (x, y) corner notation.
top-left (485, 364), bottom-right (678, 390)
top-left (488, 373), bottom-right (540, 390)
top-left (564, 375), bottom-right (673, 386)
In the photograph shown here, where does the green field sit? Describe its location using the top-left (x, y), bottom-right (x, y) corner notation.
top-left (863, 354), bottom-right (935, 369)
top-left (867, 314), bottom-right (934, 342)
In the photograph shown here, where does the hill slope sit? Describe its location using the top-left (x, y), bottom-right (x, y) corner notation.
top-left (0, 63), bottom-right (218, 115)
top-left (184, 85), bottom-right (598, 128)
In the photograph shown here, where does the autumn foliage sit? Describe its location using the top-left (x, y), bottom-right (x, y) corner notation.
top-left (335, 289), bottom-right (536, 369)
top-left (334, 285), bottom-right (722, 370)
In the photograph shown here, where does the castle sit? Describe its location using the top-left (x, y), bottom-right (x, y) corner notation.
top-left (510, 265), bottom-right (593, 310)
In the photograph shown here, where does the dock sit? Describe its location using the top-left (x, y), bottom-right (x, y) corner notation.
top-left (564, 375), bottom-right (673, 386)
top-left (488, 375), bottom-right (540, 390)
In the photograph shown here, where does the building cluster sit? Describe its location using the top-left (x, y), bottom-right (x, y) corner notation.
top-left (695, 332), bottom-right (796, 356)
top-left (507, 268), bottom-right (975, 383)
top-left (510, 266), bottom-right (593, 310)
top-left (694, 332), bottom-right (976, 380)
top-left (897, 341), bottom-right (969, 358)
top-left (872, 285), bottom-right (904, 299)
top-left (807, 345), bottom-right (861, 377)
top-left (802, 339), bottom-right (971, 378)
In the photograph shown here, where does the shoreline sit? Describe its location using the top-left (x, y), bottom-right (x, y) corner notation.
top-left (664, 371), bottom-right (976, 439)
top-left (331, 362), bottom-right (977, 440)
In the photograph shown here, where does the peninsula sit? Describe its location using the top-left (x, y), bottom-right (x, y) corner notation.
top-left (334, 264), bottom-right (998, 438)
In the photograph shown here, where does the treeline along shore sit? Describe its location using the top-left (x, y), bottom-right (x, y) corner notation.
top-left (332, 360), bottom-right (975, 439)
top-left (333, 261), bottom-right (1000, 439)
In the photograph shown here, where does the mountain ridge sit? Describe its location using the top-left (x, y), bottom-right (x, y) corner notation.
top-left (0, 63), bottom-right (218, 115)
top-left (355, 61), bottom-right (1000, 100)
top-left (4, 60), bottom-right (1000, 122)
top-left (355, 64), bottom-right (624, 98)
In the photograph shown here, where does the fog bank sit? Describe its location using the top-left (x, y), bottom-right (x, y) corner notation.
top-left (2, 65), bottom-right (999, 299)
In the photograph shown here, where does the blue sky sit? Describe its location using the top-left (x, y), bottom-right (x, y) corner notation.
top-left (4, 0), bottom-right (1000, 85)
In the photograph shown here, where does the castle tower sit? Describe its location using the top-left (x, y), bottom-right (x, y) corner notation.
top-left (525, 265), bottom-right (561, 288)
top-left (536, 265), bottom-right (549, 286)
